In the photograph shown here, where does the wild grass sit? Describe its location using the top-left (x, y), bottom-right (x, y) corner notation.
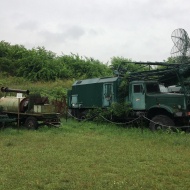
top-left (0, 75), bottom-right (73, 88)
top-left (0, 75), bottom-right (73, 99)
top-left (0, 119), bottom-right (190, 190)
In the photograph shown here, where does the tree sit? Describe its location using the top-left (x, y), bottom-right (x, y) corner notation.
top-left (58, 54), bottom-right (112, 79)
top-left (0, 41), bottom-right (27, 76)
top-left (110, 56), bottom-right (149, 75)
top-left (17, 47), bottom-right (61, 81)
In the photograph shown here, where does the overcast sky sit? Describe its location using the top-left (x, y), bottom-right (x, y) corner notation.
top-left (1, 0), bottom-right (190, 63)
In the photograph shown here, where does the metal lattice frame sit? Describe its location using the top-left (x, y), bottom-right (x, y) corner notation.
top-left (171, 28), bottom-right (190, 59)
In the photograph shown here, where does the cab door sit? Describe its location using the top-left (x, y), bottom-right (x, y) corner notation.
top-left (103, 83), bottom-right (113, 107)
top-left (132, 84), bottom-right (145, 110)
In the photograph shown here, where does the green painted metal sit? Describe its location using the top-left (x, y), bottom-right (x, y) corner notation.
top-left (69, 77), bottom-right (121, 108)
top-left (130, 82), bottom-right (145, 110)
top-left (0, 114), bottom-right (16, 124)
top-left (102, 83), bottom-right (114, 107)
top-left (68, 75), bottom-right (190, 111)
top-left (68, 61), bottom-right (190, 128)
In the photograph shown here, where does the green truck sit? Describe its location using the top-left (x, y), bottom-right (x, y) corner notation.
top-left (68, 62), bottom-right (190, 130)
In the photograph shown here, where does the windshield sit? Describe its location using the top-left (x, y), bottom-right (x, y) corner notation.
top-left (146, 83), bottom-right (160, 93)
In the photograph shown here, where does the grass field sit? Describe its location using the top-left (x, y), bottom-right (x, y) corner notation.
top-left (0, 119), bottom-right (190, 190)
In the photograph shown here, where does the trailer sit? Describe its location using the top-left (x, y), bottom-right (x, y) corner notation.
top-left (0, 87), bottom-right (60, 129)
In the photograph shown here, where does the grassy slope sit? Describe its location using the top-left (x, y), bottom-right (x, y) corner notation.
top-left (0, 119), bottom-right (190, 190)
top-left (0, 75), bottom-right (73, 99)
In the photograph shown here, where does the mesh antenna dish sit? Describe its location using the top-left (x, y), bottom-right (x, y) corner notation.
top-left (171, 28), bottom-right (190, 61)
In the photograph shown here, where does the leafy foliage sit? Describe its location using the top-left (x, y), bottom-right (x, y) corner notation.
top-left (86, 102), bottom-right (132, 123)
top-left (0, 41), bottom-right (27, 76)
top-left (110, 56), bottom-right (133, 71)
top-left (58, 54), bottom-right (112, 79)
top-left (110, 56), bottom-right (149, 74)
top-left (17, 47), bottom-right (59, 81)
top-left (0, 41), bottom-right (112, 81)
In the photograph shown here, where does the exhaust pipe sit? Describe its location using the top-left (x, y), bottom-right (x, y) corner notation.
top-left (1, 87), bottom-right (30, 95)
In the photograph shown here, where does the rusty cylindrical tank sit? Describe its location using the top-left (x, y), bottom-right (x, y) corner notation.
top-left (0, 97), bottom-right (29, 112)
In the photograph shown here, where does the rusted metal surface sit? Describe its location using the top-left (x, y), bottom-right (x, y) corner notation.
top-left (52, 97), bottom-right (67, 116)
top-left (1, 87), bottom-right (29, 95)
top-left (0, 97), bottom-right (29, 112)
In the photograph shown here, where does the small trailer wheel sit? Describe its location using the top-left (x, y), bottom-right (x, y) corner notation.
top-left (25, 117), bottom-right (38, 130)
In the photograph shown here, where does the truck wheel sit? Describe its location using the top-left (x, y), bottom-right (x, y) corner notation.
top-left (25, 117), bottom-right (38, 130)
top-left (149, 115), bottom-right (175, 131)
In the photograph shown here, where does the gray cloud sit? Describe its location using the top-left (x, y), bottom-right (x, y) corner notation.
top-left (16, 21), bottom-right (39, 31)
top-left (0, 0), bottom-right (190, 63)
top-left (63, 25), bottom-right (86, 40)
top-left (40, 25), bottom-right (85, 44)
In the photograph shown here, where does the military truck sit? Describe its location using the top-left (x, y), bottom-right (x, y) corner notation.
top-left (68, 62), bottom-right (190, 130)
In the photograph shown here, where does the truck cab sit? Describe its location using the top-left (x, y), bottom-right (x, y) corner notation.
top-left (129, 81), bottom-right (160, 110)
top-left (128, 80), bottom-right (190, 130)
top-left (129, 81), bottom-right (145, 110)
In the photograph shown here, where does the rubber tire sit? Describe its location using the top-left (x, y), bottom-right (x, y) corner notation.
top-left (149, 115), bottom-right (175, 131)
top-left (71, 109), bottom-right (86, 120)
top-left (25, 117), bottom-right (38, 130)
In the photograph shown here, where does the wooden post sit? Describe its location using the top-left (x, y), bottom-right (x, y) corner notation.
top-left (18, 98), bottom-right (20, 129)
top-left (17, 93), bottom-right (23, 130)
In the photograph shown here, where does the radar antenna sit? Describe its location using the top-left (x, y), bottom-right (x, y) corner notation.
top-left (171, 28), bottom-right (190, 63)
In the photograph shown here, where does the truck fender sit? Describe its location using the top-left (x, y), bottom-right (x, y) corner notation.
top-left (147, 104), bottom-right (174, 119)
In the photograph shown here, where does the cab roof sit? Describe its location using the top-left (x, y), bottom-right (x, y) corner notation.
top-left (72, 77), bottom-right (119, 86)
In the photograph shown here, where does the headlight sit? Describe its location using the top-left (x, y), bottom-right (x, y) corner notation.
top-left (178, 105), bottom-right (182, 109)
